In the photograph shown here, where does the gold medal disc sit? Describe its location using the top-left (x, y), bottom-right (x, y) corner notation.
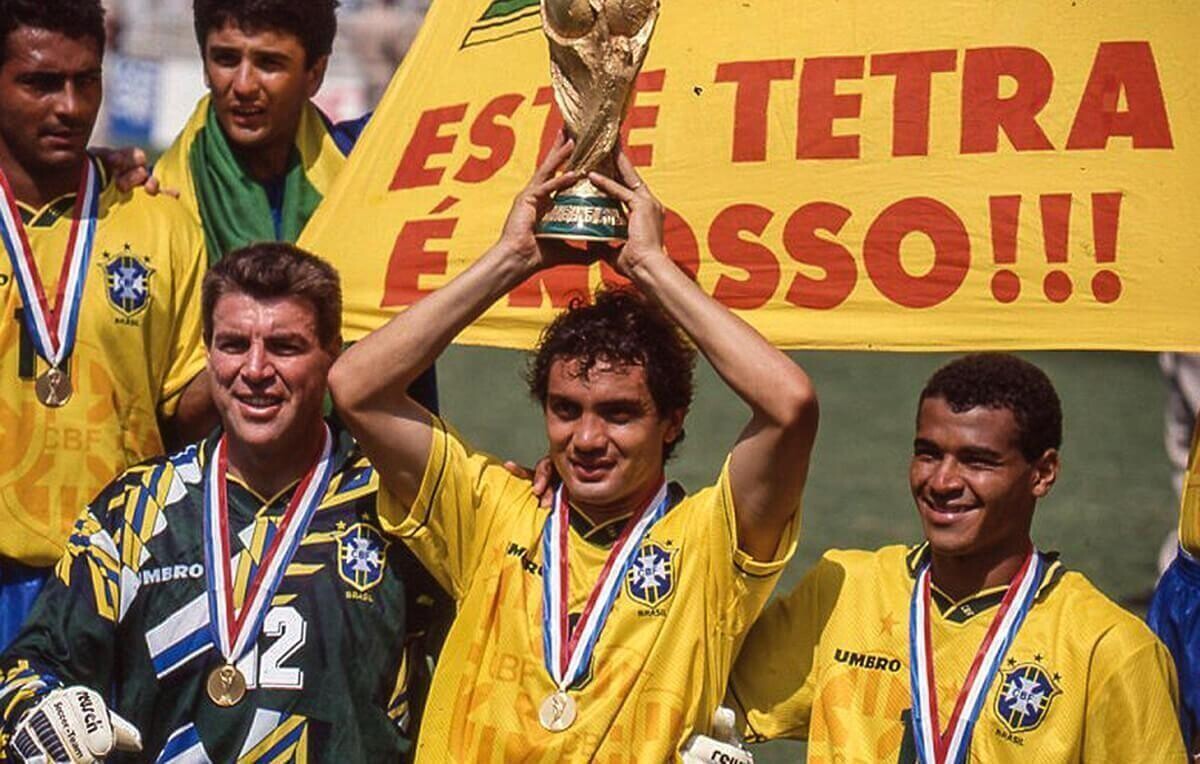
top-left (206, 664), bottom-right (247, 707)
top-left (538, 691), bottom-right (577, 732)
top-left (34, 367), bottom-right (72, 408)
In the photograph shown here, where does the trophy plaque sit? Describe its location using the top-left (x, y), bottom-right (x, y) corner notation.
top-left (535, 0), bottom-right (660, 242)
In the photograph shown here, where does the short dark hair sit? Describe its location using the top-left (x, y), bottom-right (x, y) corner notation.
top-left (0, 0), bottom-right (106, 67)
top-left (193, 0), bottom-right (338, 65)
top-left (526, 288), bottom-right (695, 460)
top-left (919, 353), bottom-right (1062, 461)
top-left (202, 243), bottom-right (341, 348)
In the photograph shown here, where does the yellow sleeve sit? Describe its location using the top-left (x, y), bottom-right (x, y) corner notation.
top-left (703, 457), bottom-right (799, 635)
top-left (156, 202), bottom-right (207, 418)
top-left (1083, 632), bottom-right (1187, 760)
top-left (727, 556), bottom-right (835, 742)
top-left (1179, 418), bottom-right (1200, 556)
top-left (376, 416), bottom-right (528, 600)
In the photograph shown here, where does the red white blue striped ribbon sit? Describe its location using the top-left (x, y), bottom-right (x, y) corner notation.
top-left (908, 548), bottom-right (1044, 764)
top-left (542, 481), bottom-right (668, 690)
top-left (203, 425), bottom-right (334, 664)
top-left (0, 158), bottom-right (100, 369)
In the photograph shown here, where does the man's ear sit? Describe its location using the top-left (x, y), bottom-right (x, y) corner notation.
top-left (1030, 448), bottom-right (1060, 498)
top-left (306, 55), bottom-right (329, 99)
top-left (326, 334), bottom-right (344, 360)
top-left (663, 408), bottom-right (686, 445)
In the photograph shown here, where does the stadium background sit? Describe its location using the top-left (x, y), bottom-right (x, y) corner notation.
top-left (111, 3), bottom-right (1176, 759)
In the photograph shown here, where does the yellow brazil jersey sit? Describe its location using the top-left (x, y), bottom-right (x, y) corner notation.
top-left (377, 416), bottom-right (798, 763)
top-left (729, 544), bottom-right (1186, 763)
top-left (0, 175), bottom-right (206, 566)
top-left (1178, 417), bottom-right (1200, 556)
top-left (154, 95), bottom-right (347, 231)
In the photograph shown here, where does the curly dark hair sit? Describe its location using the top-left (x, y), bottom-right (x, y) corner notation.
top-left (202, 242), bottom-right (342, 348)
top-left (194, 0), bottom-right (338, 65)
top-left (919, 353), bottom-right (1062, 461)
top-left (0, 0), bottom-right (105, 67)
top-left (526, 288), bottom-right (695, 460)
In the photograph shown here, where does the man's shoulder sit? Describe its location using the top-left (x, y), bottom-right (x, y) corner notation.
top-left (151, 96), bottom-right (208, 184)
top-left (1045, 569), bottom-right (1163, 648)
top-left (327, 111), bottom-right (371, 155)
top-left (85, 443), bottom-right (203, 526)
top-left (100, 184), bottom-right (197, 225)
top-left (817, 544), bottom-right (913, 578)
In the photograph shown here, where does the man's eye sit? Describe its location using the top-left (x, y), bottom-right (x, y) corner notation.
top-left (964, 457), bottom-right (999, 468)
top-left (550, 402), bottom-right (578, 419)
top-left (22, 74), bottom-right (63, 92)
top-left (215, 339), bottom-right (247, 353)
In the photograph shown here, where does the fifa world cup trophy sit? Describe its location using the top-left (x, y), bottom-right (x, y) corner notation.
top-left (535, 0), bottom-right (659, 242)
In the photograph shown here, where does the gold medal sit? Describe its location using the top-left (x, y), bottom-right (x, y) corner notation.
top-left (538, 691), bottom-right (577, 732)
top-left (35, 367), bottom-right (72, 407)
top-left (206, 664), bottom-right (247, 707)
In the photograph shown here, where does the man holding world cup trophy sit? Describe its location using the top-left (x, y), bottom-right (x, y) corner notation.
top-left (330, 1), bottom-right (818, 759)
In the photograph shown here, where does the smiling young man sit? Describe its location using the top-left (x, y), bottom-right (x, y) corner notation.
top-left (0, 0), bottom-right (210, 649)
top-left (329, 143), bottom-right (818, 760)
top-left (728, 353), bottom-right (1186, 762)
top-left (0, 243), bottom-right (447, 762)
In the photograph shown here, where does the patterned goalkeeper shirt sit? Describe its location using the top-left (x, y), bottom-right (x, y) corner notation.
top-left (0, 422), bottom-right (448, 763)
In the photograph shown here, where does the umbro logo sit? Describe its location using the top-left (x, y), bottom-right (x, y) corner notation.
top-left (140, 563), bottom-right (203, 585)
top-left (834, 648), bottom-right (903, 673)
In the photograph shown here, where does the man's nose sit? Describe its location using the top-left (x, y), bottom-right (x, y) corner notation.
top-left (573, 413), bottom-right (606, 451)
top-left (241, 343), bottom-right (274, 382)
top-left (55, 81), bottom-right (88, 123)
top-left (231, 62), bottom-right (259, 98)
top-left (929, 458), bottom-right (964, 494)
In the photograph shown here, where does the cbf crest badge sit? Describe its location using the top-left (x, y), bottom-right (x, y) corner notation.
top-left (337, 523), bottom-right (389, 592)
top-left (101, 246), bottom-right (153, 318)
top-left (625, 543), bottom-right (675, 607)
top-left (994, 662), bottom-right (1062, 733)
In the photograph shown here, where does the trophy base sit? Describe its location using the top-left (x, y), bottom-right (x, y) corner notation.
top-left (535, 194), bottom-right (627, 242)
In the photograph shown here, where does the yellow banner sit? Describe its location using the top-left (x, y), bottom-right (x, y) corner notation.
top-left (301, 0), bottom-right (1200, 350)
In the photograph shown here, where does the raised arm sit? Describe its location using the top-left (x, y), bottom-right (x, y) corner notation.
top-left (329, 139), bottom-right (582, 505)
top-left (590, 154), bottom-right (818, 561)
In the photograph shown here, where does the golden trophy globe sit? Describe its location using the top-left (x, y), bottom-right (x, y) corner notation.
top-left (535, 0), bottom-right (659, 242)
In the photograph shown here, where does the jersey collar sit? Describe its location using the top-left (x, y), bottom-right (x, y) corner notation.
top-left (904, 541), bottom-right (1065, 623)
top-left (567, 481), bottom-right (686, 548)
top-left (14, 162), bottom-right (110, 227)
top-left (197, 418), bottom-right (358, 501)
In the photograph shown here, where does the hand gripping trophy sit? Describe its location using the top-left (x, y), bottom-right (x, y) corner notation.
top-left (535, 0), bottom-right (659, 242)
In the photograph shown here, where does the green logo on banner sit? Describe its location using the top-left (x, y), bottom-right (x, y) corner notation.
top-left (463, 0), bottom-right (541, 48)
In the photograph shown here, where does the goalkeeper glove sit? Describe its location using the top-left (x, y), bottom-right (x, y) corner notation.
top-left (8, 686), bottom-right (141, 763)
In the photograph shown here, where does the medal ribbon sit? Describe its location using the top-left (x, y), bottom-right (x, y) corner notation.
top-left (0, 158), bottom-right (100, 369)
top-left (908, 548), bottom-right (1045, 764)
top-left (203, 425), bottom-right (334, 664)
top-left (541, 481), bottom-right (669, 690)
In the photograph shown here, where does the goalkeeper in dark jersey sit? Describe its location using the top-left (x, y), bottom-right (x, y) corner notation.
top-left (0, 244), bottom-right (447, 762)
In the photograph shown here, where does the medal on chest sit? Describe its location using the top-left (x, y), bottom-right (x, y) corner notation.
top-left (908, 549), bottom-right (1046, 763)
top-left (0, 159), bottom-right (100, 407)
top-left (538, 481), bottom-right (669, 732)
top-left (202, 426), bottom-right (334, 706)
